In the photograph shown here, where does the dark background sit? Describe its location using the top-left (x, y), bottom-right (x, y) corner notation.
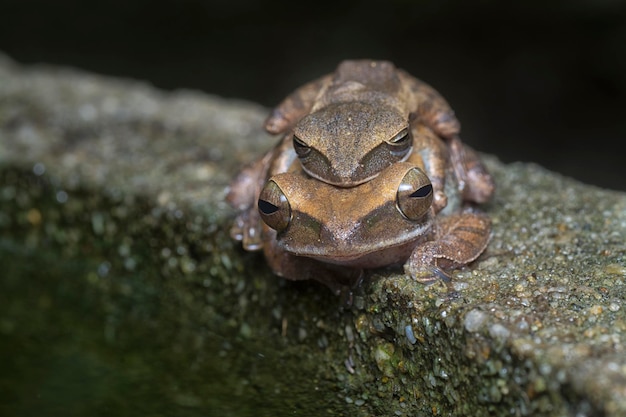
top-left (1, 0), bottom-right (625, 190)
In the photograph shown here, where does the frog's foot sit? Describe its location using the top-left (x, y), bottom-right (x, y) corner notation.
top-left (229, 210), bottom-right (264, 251)
top-left (264, 242), bottom-right (364, 299)
top-left (405, 266), bottom-right (463, 299)
top-left (227, 149), bottom-right (279, 252)
top-left (404, 261), bottom-right (452, 284)
top-left (336, 270), bottom-right (365, 308)
top-left (432, 190), bottom-right (448, 214)
top-left (404, 212), bottom-right (491, 283)
top-left (412, 265), bottom-right (452, 284)
top-left (302, 267), bottom-right (364, 309)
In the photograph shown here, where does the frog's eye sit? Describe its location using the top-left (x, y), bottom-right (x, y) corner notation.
top-left (293, 135), bottom-right (311, 158)
top-left (386, 128), bottom-right (412, 157)
top-left (396, 167), bottom-right (433, 220)
top-left (258, 180), bottom-right (291, 232)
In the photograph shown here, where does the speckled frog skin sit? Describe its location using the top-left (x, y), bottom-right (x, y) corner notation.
top-left (227, 60), bottom-right (494, 293)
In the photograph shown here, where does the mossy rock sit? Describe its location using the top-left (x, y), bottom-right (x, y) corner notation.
top-left (1, 53), bottom-right (625, 416)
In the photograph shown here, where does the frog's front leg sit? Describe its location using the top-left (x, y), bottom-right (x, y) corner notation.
top-left (399, 70), bottom-right (461, 140)
top-left (227, 135), bottom-right (296, 250)
top-left (410, 123), bottom-right (450, 213)
top-left (404, 212), bottom-right (491, 283)
top-left (226, 151), bottom-right (273, 250)
top-left (264, 75), bottom-right (333, 135)
top-left (449, 137), bottom-right (495, 204)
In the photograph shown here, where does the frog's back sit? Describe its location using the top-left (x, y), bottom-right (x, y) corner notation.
top-left (333, 60), bottom-right (400, 90)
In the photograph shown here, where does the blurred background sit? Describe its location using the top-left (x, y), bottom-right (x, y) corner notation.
top-left (1, 0), bottom-right (624, 190)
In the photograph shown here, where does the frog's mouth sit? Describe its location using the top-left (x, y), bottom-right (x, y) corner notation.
top-left (257, 161), bottom-right (436, 268)
top-left (279, 215), bottom-right (433, 269)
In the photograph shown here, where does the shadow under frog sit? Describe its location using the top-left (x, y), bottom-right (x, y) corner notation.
top-left (227, 59), bottom-right (494, 294)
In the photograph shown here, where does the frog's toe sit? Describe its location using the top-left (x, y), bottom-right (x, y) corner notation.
top-left (433, 190), bottom-right (448, 213)
top-left (231, 211), bottom-right (264, 251)
top-left (229, 215), bottom-right (245, 241)
top-left (405, 264), bottom-right (451, 285)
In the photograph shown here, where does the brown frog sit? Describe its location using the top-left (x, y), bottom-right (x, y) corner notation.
top-left (227, 60), bottom-right (494, 293)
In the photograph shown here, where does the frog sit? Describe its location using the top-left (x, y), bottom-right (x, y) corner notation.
top-left (226, 60), bottom-right (493, 293)
top-left (264, 59), bottom-right (494, 208)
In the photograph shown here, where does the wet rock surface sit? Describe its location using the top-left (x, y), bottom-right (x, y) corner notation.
top-left (1, 54), bottom-right (625, 416)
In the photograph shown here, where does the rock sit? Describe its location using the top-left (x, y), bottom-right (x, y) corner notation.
top-left (1, 53), bottom-right (625, 416)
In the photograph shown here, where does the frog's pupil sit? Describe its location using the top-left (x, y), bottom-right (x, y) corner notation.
top-left (258, 199), bottom-right (279, 215)
top-left (410, 184), bottom-right (432, 198)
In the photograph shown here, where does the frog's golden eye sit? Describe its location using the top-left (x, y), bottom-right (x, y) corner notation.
top-left (386, 128), bottom-right (412, 157)
top-left (396, 167), bottom-right (433, 220)
top-left (258, 180), bottom-right (291, 232)
top-left (293, 135), bottom-right (311, 158)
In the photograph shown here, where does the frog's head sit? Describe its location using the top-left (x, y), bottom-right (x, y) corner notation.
top-left (292, 102), bottom-right (411, 187)
top-left (256, 162), bottom-right (433, 266)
